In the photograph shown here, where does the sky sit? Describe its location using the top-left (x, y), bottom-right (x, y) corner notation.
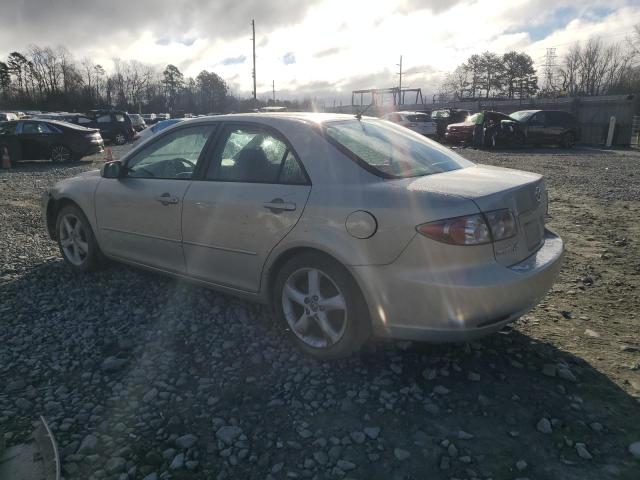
top-left (1, 0), bottom-right (639, 104)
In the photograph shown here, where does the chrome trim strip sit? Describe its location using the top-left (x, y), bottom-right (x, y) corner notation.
top-left (182, 240), bottom-right (257, 256)
top-left (101, 227), bottom-right (180, 244)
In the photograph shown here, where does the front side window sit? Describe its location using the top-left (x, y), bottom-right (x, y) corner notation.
top-left (207, 127), bottom-right (307, 184)
top-left (115, 114), bottom-right (126, 123)
top-left (22, 122), bottom-right (52, 134)
top-left (77, 116), bottom-right (92, 124)
top-left (324, 119), bottom-right (473, 178)
top-left (530, 112), bottom-right (545, 125)
top-left (126, 124), bottom-right (215, 179)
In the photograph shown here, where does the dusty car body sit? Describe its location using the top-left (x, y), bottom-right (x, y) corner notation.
top-left (42, 113), bottom-right (564, 358)
top-left (445, 111), bottom-right (520, 147)
top-left (431, 108), bottom-right (471, 140)
top-left (382, 111), bottom-right (437, 137)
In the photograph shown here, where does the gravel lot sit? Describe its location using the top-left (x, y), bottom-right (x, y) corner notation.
top-left (1, 143), bottom-right (639, 480)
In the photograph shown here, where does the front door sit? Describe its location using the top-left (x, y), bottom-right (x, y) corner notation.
top-left (18, 121), bottom-right (56, 159)
top-left (95, 123), bottom-right (217, 273)
top-left (526, 112), bottom-right (547, 145)
top-left (182, 124), bottom-right (311, 292)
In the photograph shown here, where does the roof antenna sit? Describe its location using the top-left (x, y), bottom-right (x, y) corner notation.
top-left (355, 102), bottom-right (373, 121)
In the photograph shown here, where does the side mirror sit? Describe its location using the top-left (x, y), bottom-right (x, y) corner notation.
top-left (101, 160), bottom-right (126, 178)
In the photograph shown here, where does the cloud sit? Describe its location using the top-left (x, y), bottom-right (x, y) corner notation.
top-left (282, 52), bottom-right (296, 65)
top-left (221, 55), bottom-right (247, 65)
top-left (313, 47), bottom-right (343, 58)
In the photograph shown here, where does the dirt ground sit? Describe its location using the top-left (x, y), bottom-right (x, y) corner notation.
top-left (1, 143), bottom-right (639, 480)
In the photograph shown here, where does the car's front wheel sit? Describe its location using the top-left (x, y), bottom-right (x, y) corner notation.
top-left (114, 132), bottom-right (127, 145)
top-left (56, 205), bottom-right (103, 271)
top-left (274, 252), bottom-right (370, 359)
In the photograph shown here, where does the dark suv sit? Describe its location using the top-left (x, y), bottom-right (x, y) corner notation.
top-left (509, 110), bottom-right (580, 147)
top-left (86, 110), bottom-right (136, 145)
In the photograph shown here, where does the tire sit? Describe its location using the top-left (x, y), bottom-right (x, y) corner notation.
top-left (56, 204), bottom-right (104, 272)
top-left (485, 131), bottom-right (497, 149)
top-left (510, 132), bottom-right (525, 148)
top-left (50, 144), bottom-right (72, 163)
top-left (561, 132), bottom-right (575, 148)
top-left (114, 132), bottom-right (127, 145)
top-left (274, 252), bottom-right (370, 360)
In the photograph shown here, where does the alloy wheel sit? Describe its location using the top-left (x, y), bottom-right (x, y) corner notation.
top-left (282, 268), bottom-right (348, 348)
top-left (115, 133), bottom-right (126, 145)
top-left (51, 145), bottom-right (71, 163)
top-left (59, 214), bottom-right (89, 266)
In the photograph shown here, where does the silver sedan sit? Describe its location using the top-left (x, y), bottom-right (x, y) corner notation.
top-left (42, 113), bottom-right (564, 359)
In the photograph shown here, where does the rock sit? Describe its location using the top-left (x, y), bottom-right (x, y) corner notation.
top-left (77, 434), bottom-right (98, 454)
top-left (536, 418), bottom-right (553, 434)
top-left (101, 356), bottom-right (127, 372)
top-left (447, 443), bottom-right (458, 457)
top-left (350, 431), bottom-right (366, 444)
top-left (170, 453), bottom-right (185, 470)
top-left (363, 427), bottom-right (380, 440)
top-left (584, 328), bottom-right (600, 338)
top-left (142, 473), bottom-right (158, 480)
top-left (557, 366), bottom-right (577, 382)
top-left (143, 388), bottom-right (158, 403)
top-left (627, 441), bottom-right (640, 459)
top-left (439, 455), bottom-right (450, 470)
top-left (516, 460), bottom-right (527, 471)
top-left (216, 426), bottom-right (242, 444)
top-left (394, 448), bottom-right (411, 461)
top-left (590, 422), bottom-right (603, 432)
top-left (15, 398), bottom-right (33, 411)
top-left (336, 459), bottom-right (356, 470)
top-left (542, 364), bottom-right (557, 377)
top-left (105, 457), bottom-right (126, 474)
top-left (458, 430), bottom-right (474, 440)
top-left (467, 372), bottom-right (481, 381)
top-left (175, 434), bottom-right (198, 449)
top-left (271, 462), bottom-right (284, 473)
top-left (433, 385), bottom-right (450, 395)
top-left (313, 451), bottom-right (328, 465)
top-left (575, 443), bottom-right (592, 460)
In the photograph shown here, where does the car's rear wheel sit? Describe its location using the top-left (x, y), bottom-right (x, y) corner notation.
top-left (274, 252), bottom-right (370, 359)
top-left (561, 132), bottom-right (575, 148)
top-left (114, 132), bottom-right (127, 145)
top-left (56, 205), bottom-right (103, 271)
top-left (50, 144), bottom-right (72, 163)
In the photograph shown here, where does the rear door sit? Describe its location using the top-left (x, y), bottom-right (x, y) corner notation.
top-left (18, 121), bottom-right (56, 159)
top-left (181, 123), bottom-right (311, 292)
top-left (94, 123), bottom-right (217, 272)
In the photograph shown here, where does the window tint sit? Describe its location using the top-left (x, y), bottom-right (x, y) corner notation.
top-left (77, 116), bottom-right (92, 124)
top-left (126, 125), bottom-right (215, 179)
top-left (96, 115), bottom-right (111, 123)
top-left (208, 127), bottom-right (306, 184)
top-left (530, 112), bottom-right (545, 125)
top-left (0, 122), bottom-right (17, 135)
top-left (22, 122), bottom-right (53, 134)
top-left (324, 119), bottom-right (473, 178)
top-left (406, 114), bottom-right (430, 122)
top-left (115, 114), bottom-right (126, 122)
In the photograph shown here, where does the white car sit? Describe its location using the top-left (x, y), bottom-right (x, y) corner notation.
top-left (383, 111), bottom-right (437, 137)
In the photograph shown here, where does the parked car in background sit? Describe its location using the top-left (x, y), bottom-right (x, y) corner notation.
top-left (431, 108), bottom-right (471, 140)
top-left (158, 113), bottom-right (171, 120)
top-left (382, 111), bottom-right (437, 137)
top-left (0, 119), bottom-right (103, 164)
top-left (135, 118), bottom-right (185, 143)
top-left (0, 112), bottom-right (19, 122)
top-left (42, 113), bottom-right (563, 359)
top-left (142, 113), bottom-right (157, 125)
top-left (445, 111), bottom-right (518, 148)
top-left (509, 110), bottom-right (579, 148)
top-left (86, 110), bottom-right (136, 145)
top-left (128, 114), bottom-right (147, 132)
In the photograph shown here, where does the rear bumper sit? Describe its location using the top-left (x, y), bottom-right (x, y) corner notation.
top-left (353, 229), bottom-right (564, 342)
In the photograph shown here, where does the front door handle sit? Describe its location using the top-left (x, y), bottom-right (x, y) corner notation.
top-left (156, 193), bottom-right (179, 205)
top-left (263, 198), bottom-right (296, 212)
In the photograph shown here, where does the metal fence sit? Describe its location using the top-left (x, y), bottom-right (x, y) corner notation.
top-left (632, 115), bottom-right (640, 148)
top-left (328, 94), bottom-right (640, 146)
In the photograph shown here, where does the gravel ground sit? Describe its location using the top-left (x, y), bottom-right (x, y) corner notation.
top-left (1, 144), bottom-right (639, 480)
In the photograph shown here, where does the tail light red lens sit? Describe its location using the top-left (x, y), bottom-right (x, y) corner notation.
top-left (417, 209), bottom-right (517, 246)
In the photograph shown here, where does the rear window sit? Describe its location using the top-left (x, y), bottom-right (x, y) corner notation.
top-left (324, 119), bottom-right (473, 178)
top-left (406, 114), bottom-right (430, 122)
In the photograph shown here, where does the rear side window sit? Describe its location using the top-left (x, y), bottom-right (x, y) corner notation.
top-left (207, 127), bottom-right (308, 184)
top-left (115, 114), bottom-right (126, 122)
top-left (77, 116), bottom-right (92, 124)
top-left (96, 115), bottom-right (111, 123)
top-left (0, 122), bottom-right (17, 135)
top-left (324, 119), bottom-right (473, 178)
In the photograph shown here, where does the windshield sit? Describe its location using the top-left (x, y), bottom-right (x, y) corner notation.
top-left (466, 113), bottom-right (481, 123)
top-left (509, 111), bottom-right (535, 122)
top-left (324, 119), bottom-right (473, 178)
top-left (431, 110), bottom-right (450, 119)
top-left (406, 114), bottom-right (430, 122)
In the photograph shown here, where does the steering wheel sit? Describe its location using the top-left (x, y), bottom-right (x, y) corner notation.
top-left (174, 157), bottom-right (195, 168)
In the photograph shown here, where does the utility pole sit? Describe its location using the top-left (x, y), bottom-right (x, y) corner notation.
top-left (251, 20), bottom-right (257, 105)
top-left (396, 55), bottom-right (403, 105)
top-left (543, 47), bottom-right (557, 95)
top-left (272, 80), bottom-right (275, 103)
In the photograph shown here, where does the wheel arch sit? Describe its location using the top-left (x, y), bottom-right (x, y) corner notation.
top-left (46, 197), bottom-right (84, 239)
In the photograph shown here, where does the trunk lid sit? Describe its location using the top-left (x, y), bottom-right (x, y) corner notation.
top-left (405, 164), bottom-right (548, 266)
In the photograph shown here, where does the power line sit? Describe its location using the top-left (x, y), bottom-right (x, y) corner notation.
top-left (251, 20), bottom-right (256, 104)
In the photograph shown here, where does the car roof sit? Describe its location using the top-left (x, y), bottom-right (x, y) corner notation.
top-left (178, 112), bottom-right (377, 127)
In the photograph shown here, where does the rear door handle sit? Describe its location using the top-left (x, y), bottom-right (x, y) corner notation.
top-left (156, 193), bottom-right (179, 205)
top-left (263, 198), bottom-right (296, 212)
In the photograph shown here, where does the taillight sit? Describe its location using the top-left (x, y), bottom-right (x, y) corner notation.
top-left (417, 209), bottom-right (517, 246)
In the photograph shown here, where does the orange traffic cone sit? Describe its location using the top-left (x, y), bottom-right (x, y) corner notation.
top-left (104, 147), bottom-right (113, 162)
top-left (1, 146), bottom-right (11, 169)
